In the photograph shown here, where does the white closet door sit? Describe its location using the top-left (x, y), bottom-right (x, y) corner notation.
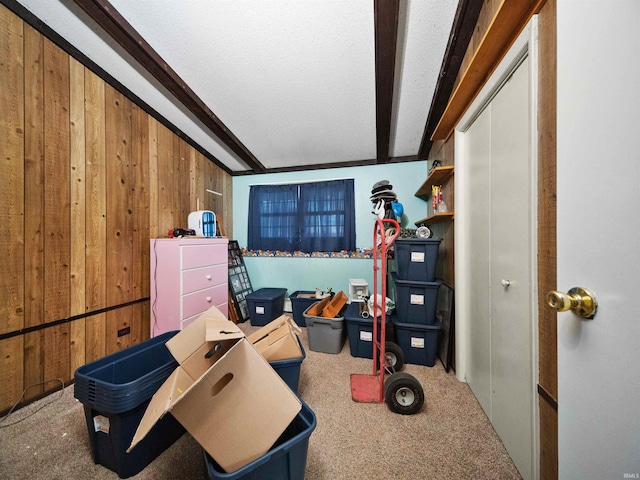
top-left (489, 57), bottom-right (534, 480)
top-left (462, 55), bottom-right (535, 480)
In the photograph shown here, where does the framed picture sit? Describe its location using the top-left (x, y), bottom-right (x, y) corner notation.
top-left (228, 241), bottom-right (253, 322)
top-left (436, 282), bottom-right (455, 372)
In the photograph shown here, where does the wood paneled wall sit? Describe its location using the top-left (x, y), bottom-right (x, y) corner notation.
top-left (0, 5), bottom-right (233, 414)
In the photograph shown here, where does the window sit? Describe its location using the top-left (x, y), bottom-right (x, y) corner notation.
top-left (248, 179), bottom-right (355, 253)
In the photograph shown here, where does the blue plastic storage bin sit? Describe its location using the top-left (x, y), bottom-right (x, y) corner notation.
top-left (74, 332), bottom-right (185, 478)
top-left (83, 401), bottom-right (185, 479)
top-left (391, 315), bottom-right (441, 367)
top-left (203, 401), bottom-right (317, 480)
top-left (343, 302), bottom-right (392, 359)
top-left (269, 336), bottom-right (306, 394)
top-left (246, 288), bottom-right (287, 326)
top-left (289, 291), bottom-right (333, 327)
top-left (391, 272), bottom-right (441, 325)
top-left (393, 238), bottom-right (441, 282)
top-left (74, 330), bottom-right (179, 413)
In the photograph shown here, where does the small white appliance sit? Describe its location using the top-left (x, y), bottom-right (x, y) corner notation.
top-left (188, 210), bottom-right (217, 237)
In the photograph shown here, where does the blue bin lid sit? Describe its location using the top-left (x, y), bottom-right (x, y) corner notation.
top-left (246, 287), bottom-right (287, 300)
top-left (395, 237), bottom-right (441, 244)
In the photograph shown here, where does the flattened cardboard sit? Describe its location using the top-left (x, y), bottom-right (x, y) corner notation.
top-left (247, 315), bottom-right (303, 362)
top-left (128, 306), bottom-right (301, 473)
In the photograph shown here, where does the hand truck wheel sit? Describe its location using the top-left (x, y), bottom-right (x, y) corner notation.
top-left (377, 341), bottom-right (404, 374)
top-left (384, 372), bottom-right (424, 415)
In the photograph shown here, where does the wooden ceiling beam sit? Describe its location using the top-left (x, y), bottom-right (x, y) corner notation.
top-left (418, 0), bottom-right (484, 158)
top-left (71, 0), bottom-right (266, 173)
top-left (374, 0), bottom-right (400, 164)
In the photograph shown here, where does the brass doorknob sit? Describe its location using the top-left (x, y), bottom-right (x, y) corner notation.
top-left (547, 287), bottom-right (597, 319)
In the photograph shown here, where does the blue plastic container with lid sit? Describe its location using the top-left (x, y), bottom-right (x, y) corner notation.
top-left (390, 272), bottom-right (441, 325)
top-left (246, 288), bottom-right (288, 326)
top-left (343, 302), bottom-right (393, 359)
top-left (203, 401), bottom-right (317, 480)
top-left (393, 237), bottom-right (441, 282)
top-left (391, 314), bottom-right (441, 367)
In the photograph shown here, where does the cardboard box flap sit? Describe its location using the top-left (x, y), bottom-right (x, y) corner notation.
top-left (127, 366), bottom-right (193, 452)
top-left (206, 314), bottom-right (244, 343)
top-left (247, 315), bottom-right (303, 362)
top-left (166, 306), bottom-right (243, 365)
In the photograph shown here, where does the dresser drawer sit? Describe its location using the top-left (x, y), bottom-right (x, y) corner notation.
top-left (182, 302), bottom-right (228, 330)
top-left (181, 243), bottom-right (227, 270)
top-left (181, 264), bottom-right (227, 295)
top-left (181, 284), bottom-right (228, 320)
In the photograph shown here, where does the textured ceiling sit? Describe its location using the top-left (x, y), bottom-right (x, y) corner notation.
top-left (14, 0), bottom-right (460, 173)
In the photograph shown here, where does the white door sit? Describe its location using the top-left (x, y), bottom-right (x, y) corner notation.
top-left (457, 28), bottom-right (536, 480)
top-left (557, 2), bottom-right (640, 478)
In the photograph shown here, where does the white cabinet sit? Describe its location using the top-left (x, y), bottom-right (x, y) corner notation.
top-left (150, 237), bottom-right (229, 337)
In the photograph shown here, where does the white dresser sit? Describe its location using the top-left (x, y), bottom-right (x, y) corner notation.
top-left (150, 237), bottom-right (229, 337)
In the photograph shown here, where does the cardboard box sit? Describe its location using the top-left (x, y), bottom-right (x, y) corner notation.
top-left (128, 306), bottom-right (301, 473)
top-left (247, 315), bottom-right (303, 362)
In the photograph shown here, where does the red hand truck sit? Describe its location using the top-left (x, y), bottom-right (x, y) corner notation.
top-left (350, 218), bottom-right (425, 414)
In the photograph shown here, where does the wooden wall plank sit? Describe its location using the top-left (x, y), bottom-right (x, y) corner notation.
top-left (85, 70), bottom-right (107, 312)
top-left (105, 305), bottom-right (133, 355)
top-left (131, 104), bottom-right (149, 298)
top-left (22, 24), bottom-right (44, 400)
top-left (189, 146), bottom-right (199, 212)
top-left (43, 323), bottom-right (70, 383)
top-left (85, 312), bottom-right (106, 364)
top-left (70, 318), bottom-right (86, 375)
top-left (148, 117), bottom-right (159, 238)
top-left (0, 4), bottom-right (25, 335)
top-left (223, 170), bottom-right (233, 239)
top-left (130, 301), bottom-right (150, 345)
top-left (43, 38), bottom-right (71, 322)
top-left (157, 123), bottom-right (174, 235)
top-left (0, 337), bottom-right (24, 412)
top-left (176, 138), bottom-right (190, 225)
top-left (23, 331), bottom-right (44, 401)
top-left (70, 57), bottom-right (86, 316)
top-left (23, 24), bottom-right (43, 330)
top-left (105, 86), bottom-right (133, 306)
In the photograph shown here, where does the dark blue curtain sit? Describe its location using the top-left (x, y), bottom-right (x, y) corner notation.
top-left (248, 184), bottom-right (298, 251)
top-left (299, 179), bottom-right (355, 252)
top-left (248, 179), bottom-right (355, 252)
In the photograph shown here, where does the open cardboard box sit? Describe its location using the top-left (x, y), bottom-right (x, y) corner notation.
top-left (128, 306), bottom-right (301, 473)
top-left (247, 315), bottom-right (303, 362)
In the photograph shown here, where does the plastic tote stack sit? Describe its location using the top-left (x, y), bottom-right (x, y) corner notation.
top-left (390, 238), bottom-right (443, 367)
top-left (74, 331), bottom-right (186, 478)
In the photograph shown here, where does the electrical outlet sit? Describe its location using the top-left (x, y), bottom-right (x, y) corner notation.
top-left (117, 326), bottom-right (130, 337)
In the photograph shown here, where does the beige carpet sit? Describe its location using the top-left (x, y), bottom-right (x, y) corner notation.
top-left (0, 318), bottom-right (521, 479)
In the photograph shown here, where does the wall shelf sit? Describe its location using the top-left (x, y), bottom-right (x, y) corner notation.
top-left (414, 166), bottom-right (454, 199)
top-left (415, 212), bottom-right (454, 227)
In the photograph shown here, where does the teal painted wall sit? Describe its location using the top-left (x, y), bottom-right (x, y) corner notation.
top-left (232, 161), bottom-right (428, 296)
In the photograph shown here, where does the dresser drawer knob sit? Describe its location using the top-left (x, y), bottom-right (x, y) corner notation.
top-left (206, 296), bottom-right (212, 302)
top-left (206, 275), bottom-right (212, 280)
